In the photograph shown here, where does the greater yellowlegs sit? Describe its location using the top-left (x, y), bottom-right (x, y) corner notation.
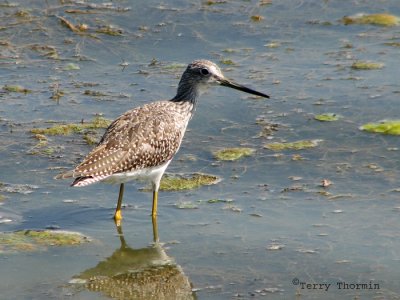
top-left (55, 60), bottom-right (269, 223)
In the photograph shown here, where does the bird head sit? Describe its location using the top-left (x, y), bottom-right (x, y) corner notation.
top-left (184, 59), bottom-right (270, 98)
top-left (172, 59), bottom-right (269, 103)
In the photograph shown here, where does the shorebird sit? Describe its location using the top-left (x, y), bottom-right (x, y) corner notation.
top-left (55, 60), bottom-right (269, 224)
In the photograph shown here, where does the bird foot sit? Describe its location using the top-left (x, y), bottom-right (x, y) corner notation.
top-left (114, 209), bottom-right (122, 226)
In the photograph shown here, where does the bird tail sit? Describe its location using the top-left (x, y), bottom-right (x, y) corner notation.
top-left (55, 170), bottom-right (108, 186)
top-left (71, 175), bottom-right (108, 187)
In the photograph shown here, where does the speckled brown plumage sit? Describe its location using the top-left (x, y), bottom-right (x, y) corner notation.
top-left (56, 101), bottom-right (193, 186)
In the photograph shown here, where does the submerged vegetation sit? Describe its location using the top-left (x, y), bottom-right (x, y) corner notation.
top-left (64, 63), bottom-right (80, 71)
top-left (57, 15), bottom-right (124, 37)
top-left (31, 116), bottom-right (110, 136)
top-left (264, 140), bottom-right (323, 151)
top-left (30, 44), bottom-right (59, 59)
top-left (159, 173), bottom-right (221, 191)
top-left (314, 113), bottom-right (340, 122)
top-left (384, 42), bottom-right (400, 47)
top-left (214, 147), bottom-right (255, 161)
top-left (95, 25), bottom-right (123, 36)
top-left (220, 59), bottom-right (235, 65)
top-left (351, 61), bottom-right (384, 70)
top-left (29, 117), bottom-right (111, 153)
top-left (3, 85), bottom-right (31, 93)
top-left (0, 230), bottom-right (90, 253)
top-left (360, 120), bottom-right (400, 135)
top-left (342, 13), bottom-right (400, 26)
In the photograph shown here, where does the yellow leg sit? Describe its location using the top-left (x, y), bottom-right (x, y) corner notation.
top-left (152, 214), bottom-right (159, 243)
top-left (151, 190), bottom-right (158, 218)
top-left (114, 183), bottom-right (124, 226)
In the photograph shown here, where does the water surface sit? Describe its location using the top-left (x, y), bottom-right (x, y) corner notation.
top-left (1, 0), bottom-right (400, 299)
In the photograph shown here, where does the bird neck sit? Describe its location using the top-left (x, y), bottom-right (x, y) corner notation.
top-left (170, 72), bottom-right (200, 106)
top-left (170, 85), bottom-right (198, 105)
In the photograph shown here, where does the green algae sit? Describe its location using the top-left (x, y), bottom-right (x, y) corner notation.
top-left (175, 201), bottom-right (198, 209)
top-left (30, 44), bottom-right (59, 60)
top-left (220, 59), bottom-right (235, 65)
top-left (384, 42), bottom-right (400, 47)
top-left (0, 230), bottom-right (89, 253)
top-left (351, 61), bottom-right (384, 70)
top-left (214, 147), bottom-right (255, 161)
top-left (0, 2), bottom-right (19, 7)
top-left (31, 123), bottom-right (85, 135)
top-left (0, 183), bottom-right (38, 195)
top-left (14, 9), bottom-right (30, 18)
top-left (20, 230), bottom-right (87, 246)
top-left (28, 134), bottom-right (55, 156)
top-left (28, 134), bottom-right (65, 156)
top-left (33, 133), bottom-right (48, 146)
top-left (39, 148), bottom-right (55, 155)
top-left (342, 13), bottom-right (400, 27)
top-left (64, 63), bottom-right (80, 71)
top-left (264, 42), bottom-right (281, 48)
top-left (222, 48), bottom-right (237, 53)
top-left (205, 198), bottom-right (233, 204)
top-left (3, 85), bottom-right (31, 93)
top-left (159, 173), bottom-right (221, 191)
top-left (264, 139), bottom-right (323, 151)
top-left (84, 90), bottom-right (108, 97)
top-left (314, 113), bottom-right (340, 122)
top-left (96, 25), bottom-right (123, 36)
top-left (83, 132), bottom-right (99, 145)
top-left (260, 0), bottom-right (272, 5)
top-left (360, 120), bottom-right (400, 135)
top-left (31, 116), bottom-right (111, 136)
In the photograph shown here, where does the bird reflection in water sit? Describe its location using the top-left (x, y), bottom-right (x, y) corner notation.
top-left (70, 219), bottom-right (196, 300)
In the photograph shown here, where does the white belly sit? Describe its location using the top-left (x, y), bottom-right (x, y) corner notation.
top-left (102, 160), bottom-right (171, 189)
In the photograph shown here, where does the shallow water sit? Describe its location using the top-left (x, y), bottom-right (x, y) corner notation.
top-left (1, 0), bottom-right (400, 299)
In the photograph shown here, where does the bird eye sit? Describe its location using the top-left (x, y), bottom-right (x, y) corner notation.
top-left (200, 68), bottom-right (209, 76)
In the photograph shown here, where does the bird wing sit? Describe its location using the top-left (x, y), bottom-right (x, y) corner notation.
top-left (56, 101), bottom-right (189, 180)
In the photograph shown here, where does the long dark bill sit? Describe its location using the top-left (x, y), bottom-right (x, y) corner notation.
top-left (219, 78), bottom-right (269, 98)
